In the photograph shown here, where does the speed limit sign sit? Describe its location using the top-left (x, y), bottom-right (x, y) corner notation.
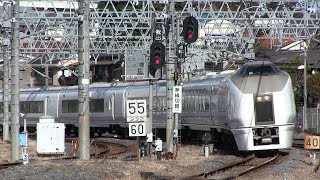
top-left (129, 122), bottom-right (146, 136)
top-left (126, 99), bottom-right (147, 137)
top-left (304, 135), bottom-right (320, 149)
top-left (126, 100), bottom-right (147, 118)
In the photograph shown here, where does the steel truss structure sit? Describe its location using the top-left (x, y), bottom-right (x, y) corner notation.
top-left (0, 0), bottom-right (320, 63)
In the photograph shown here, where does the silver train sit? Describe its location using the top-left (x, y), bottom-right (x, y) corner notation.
top-left (0, 60), bottom-right (296, 151)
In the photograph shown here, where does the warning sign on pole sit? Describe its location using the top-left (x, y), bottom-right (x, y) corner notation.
top-left (172, 86), bottom-right (182, 113)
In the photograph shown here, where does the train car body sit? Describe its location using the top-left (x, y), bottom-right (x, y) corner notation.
top-left (0, 61), bottom-right (296, 151)
top-left (227, 61), bottom-right (296, 150)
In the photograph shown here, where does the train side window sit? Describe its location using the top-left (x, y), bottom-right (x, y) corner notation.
top-left (62, 100), bottom-right (78, 113)
top-left (201, 95), bottom-right (210, 111)
top-left (90, 99), bottom-right (104, 112)
top-left (20, 101), bottom-right (44, 113)
top-left (0, 102), bottom-right (3, 114)
top-left (189, 95), bottom-right (194, 111)
top-left (182, 96), bottom-right (187, 110)
top-left (61, 99), bottom-right (104, 113)
top-left (185, 95), bottom-right (191, 110)
top-left (188, 95), bottom-right (193, 110)
top-left (218, 92), bottom-right (227, 112)
top-left (200, 96), bottom-right (203, 111)
top-left (194, 95), bottom-right (199, 111)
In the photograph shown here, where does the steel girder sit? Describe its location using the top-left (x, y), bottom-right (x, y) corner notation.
top-left (0, 0), bottom-right (319, 62)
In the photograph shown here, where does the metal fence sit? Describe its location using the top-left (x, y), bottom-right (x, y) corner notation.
top-left (297, 105), bottom-right (320, 134)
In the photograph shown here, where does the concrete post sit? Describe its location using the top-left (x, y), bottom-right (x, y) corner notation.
top-left (11, 0), bottom-right (20, 162)
top-left (78, 0), bottom-right (90, 160)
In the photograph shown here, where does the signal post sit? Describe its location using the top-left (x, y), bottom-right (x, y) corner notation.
top-left (164, 0), bottom-right (177, 157)
top-left (149, 0), bottom-right (199, 157)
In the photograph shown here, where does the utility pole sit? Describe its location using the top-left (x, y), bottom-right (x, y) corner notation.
top-left (147, 79), bottom-right (153, 155)
top-left (303, 40), bottom-right (308, 131)
top-left (173, 15), bottom-right (180, 153)
top-left (78, 0), bottom-right (90, 160)
top-left (2, 39), bottom-right (10, 142)
top-left (2, 2), bottom-right (11, 142)
top-left (11, 0), bottom-right (20, 162)
top-left (303, 0), bottom-right (310, 131)
top-left (166, 0), bottom-right (176, 156)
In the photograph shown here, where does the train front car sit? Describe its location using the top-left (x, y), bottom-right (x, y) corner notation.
top-left (227, 61), bottom-right (296, 151)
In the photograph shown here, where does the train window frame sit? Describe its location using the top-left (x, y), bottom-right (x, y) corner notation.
top-left (218, 91), bottom-right (227, 112)
top-left (237, 63), bottom-right (281, 77)
top-left (202, 95), bottom-right (210, 111)
top-left (194, 95), bottom-right (199, 111)
top-left (20, 101), bottom-right (44, 114)
top-left (0, 102), bottom-right (3, 114)
top-left (62, 99), bottom-right (105, 113)
top-left (90, 99), bottom-right (104, 113)
top-left (255, 94), bottom-right (275, 124)
top-left (182, 95), bottom-right (187, 111)
top-left (62, 100), bottom-right (78, 113)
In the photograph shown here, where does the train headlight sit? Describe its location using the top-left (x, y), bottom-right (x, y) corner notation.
top-left (263, 95), bottom-right (270, 101)
top-left (256, 96), bottom-right (263, 102)
top-left (256, 95), bottom-right (271, 102)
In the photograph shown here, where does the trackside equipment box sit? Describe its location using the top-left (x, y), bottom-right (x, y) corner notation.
top-left (36, 116), bottom-right (65, 154)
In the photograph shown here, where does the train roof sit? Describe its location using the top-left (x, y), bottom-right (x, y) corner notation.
top-left (182, 71), bottom-right (233, 88)
top-left (234, 60), bottom-right (282, 77)
top-left (19, 80), bottom-right (167, 92)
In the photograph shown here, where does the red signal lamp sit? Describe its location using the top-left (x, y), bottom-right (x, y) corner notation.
top-left (154, 58), bottom-right (161, 65)
top-left (188, 33), bottom-right (194, 39)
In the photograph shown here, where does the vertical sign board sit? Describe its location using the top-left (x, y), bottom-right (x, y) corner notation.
top-left (304, 135), bottom-right (320, 149)
top-left (172, 86), bottom-right (182, 113)
top-left (126, 99), bottom-right (147, 137)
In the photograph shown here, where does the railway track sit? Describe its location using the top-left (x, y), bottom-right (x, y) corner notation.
top-left (0, 161), bottom-right (23, 170)
top-left (38, 138), bottom-right (129, 160)
top-left (292, 138), bottom-right (304, 149)
top-left (201, 153), bottom-right (280, 179)
top-left (0, 138), bottom-right (129, 171)
top-left (142, 152), bottom-right (280, 180)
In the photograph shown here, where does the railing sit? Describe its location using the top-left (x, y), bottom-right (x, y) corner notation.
top-left (297, 103), bottom-right (320, 135)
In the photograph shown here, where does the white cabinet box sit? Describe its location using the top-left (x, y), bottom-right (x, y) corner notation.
top-left (37, 118), bottom-right (65, 154)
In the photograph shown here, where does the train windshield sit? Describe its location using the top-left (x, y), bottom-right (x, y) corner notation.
top-left (236, 62), bottom-right (281, 76)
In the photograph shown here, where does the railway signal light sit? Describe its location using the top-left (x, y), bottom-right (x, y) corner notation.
top-left (182, 16), bottom-right (198, 44)
top-left (149, 41), bottom-right (165, 70)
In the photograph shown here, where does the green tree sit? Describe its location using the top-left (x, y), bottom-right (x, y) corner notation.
top-left (280, 57), bottom-right (304, 109)
top-left (307, 72), bottom-right (320, 103)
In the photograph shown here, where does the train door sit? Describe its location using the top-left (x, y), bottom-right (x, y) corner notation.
top-left (105, 87), bottom-right (126, 124)
top-left (106, 92), bottom-right (115, 122)
top-left (113, 89), bottom-right (126, 124)
top-left (90, 87), bottom-right (107, 128)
